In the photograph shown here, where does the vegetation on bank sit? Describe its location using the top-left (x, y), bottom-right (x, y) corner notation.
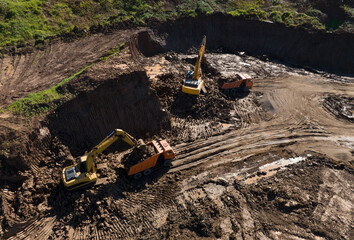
top-left (0, 0), bottom-right (353, 49)
top-left (6, 42), bottom-right (125, 117)
top-left (1, 1), bottom-right (353, 117)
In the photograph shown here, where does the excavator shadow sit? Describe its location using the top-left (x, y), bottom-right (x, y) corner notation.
top-left (170, 91), bottom-right (198, 118)
top-left (99, 165), bottom-right (170, 197)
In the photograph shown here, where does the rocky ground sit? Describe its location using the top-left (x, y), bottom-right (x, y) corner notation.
top-left (0, 26), bottom-right (353, 239)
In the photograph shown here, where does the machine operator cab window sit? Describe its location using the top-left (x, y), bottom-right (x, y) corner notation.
top-left (186, 71), bottom-right (193, 80)
top-left (65, 157), bottom-right (87, 182)
top-left (185, 71), bottom-right (200, 87)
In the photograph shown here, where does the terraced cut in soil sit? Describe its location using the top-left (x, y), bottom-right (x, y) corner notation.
top-left (0, 18), bottom-right (353, 239)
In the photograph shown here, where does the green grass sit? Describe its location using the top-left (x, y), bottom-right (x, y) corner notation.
top-left (0, 0), bottom-right (50, 46)
top-left (6, 42), bottom-right (125, 117)
top-left (7, 64), bottom-right (91, 117)
top-left (0, 0), bottom-right (163, 48)
top-left (227, 0), bottom-right (324, 30)
top-left (266, 10), bottom-right (324, 29)
top-left (2, 0), bottom-right (346, 49)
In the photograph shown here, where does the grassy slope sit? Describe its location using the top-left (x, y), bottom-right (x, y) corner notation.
top-left (1, 0), bottom-right (353, 49)
top-left (0, 0), bottom-right (152, 47)
top-left (6, 42), bottom-right (125, 117)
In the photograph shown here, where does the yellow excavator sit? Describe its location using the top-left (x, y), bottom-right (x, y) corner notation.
top-left (182, 35), bottom-right (206, 95)
top-left (62, 129), bottom-right (175, 190)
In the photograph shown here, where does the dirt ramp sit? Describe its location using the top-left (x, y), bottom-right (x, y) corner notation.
top-left (323, 95), bottom-right (354, 122)
top-left (48, 71), bottom-right (170, 154)
top-left (131, 30), bottom-right (164, 58)
top-left (155, 13), bottom-right (354, 74)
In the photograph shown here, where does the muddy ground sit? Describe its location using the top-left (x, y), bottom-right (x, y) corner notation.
top-left (0, 22), bottom-right (353, 240)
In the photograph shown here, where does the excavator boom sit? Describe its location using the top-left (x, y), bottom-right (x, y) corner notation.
top-left (85, 129), bottom-right (140, 173)
top-left (192, 36), bottom-right (206, 81)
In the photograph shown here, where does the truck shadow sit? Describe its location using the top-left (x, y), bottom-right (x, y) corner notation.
top-left (170, 91), bottom-right (198, 118)
top-left (223, 89), bottom-right (251, 100)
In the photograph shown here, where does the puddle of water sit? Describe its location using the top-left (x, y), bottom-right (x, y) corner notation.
top-left (245, 156), bottom-right (306, 184)
top-left (259, 156), bottom-right (306, 170)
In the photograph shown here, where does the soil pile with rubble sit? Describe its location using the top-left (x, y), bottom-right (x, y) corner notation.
top-left (0, 19), bottom-right (353, 240)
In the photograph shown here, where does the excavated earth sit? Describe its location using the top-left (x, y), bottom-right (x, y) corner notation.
top-left (0, 16), bottom-right (354, 239)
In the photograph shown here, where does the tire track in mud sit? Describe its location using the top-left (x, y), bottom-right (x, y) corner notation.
top-left (6, 217), bottom-right (55, 240)
top-left (170, 130), bottom-right (328, 173)
top-left (0, 30), bottom-right (139, 108)
top-left (170, 76), bottom-right (353, 173)
top-left (65, 183), bottom-right (179, 239)
top-left (3, 55), bottom-right (353, 239)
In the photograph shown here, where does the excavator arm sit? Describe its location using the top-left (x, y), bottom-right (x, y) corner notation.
top-left (85, 129), bottom-right (141, 173)
top-left (192, 35), bottom-right (206, 81)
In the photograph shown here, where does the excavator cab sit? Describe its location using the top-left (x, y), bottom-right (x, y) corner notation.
top-left (63, 155), bottom-right (98, 190)
top-left (184, 70), bottom-right (202, 88)
top-left (185, 71), bottom-right (194, 85)
top-left (64, 158), bottom-right (83, 182)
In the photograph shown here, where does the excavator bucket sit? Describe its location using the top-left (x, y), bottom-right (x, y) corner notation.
top-left (137, 139), bottom-right (146, 151)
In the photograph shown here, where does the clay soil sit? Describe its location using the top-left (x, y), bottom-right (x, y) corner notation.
top-left (0, 23), bottom-right (353, 239)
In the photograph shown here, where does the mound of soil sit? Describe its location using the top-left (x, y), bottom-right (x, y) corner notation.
top-left (323, 95), bottom-right (354, 122)
top-left (152, 72), bottom-right (232, 121)
top-left (47, 71), bottom-right (170, 156)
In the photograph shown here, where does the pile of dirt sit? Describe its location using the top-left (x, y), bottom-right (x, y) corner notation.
top-left (133, 30), bottom-right (165, 57)
top-left (148, 56), bottom-right (264, 144)
top-left (152, 72), bottom-right (232, 121)
top-left (323, 95), bottom-right (354, 122)
top-left (47, 70), bottom-right (170, 156)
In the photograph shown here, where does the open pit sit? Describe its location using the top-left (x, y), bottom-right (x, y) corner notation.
top-left (0, 15), bottom-right (353, 239)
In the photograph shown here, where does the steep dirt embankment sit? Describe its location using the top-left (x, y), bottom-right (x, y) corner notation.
top-left (47, 71), bottom-right (170, 155)
top-left (154, 14), bottom-right (354, 74)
